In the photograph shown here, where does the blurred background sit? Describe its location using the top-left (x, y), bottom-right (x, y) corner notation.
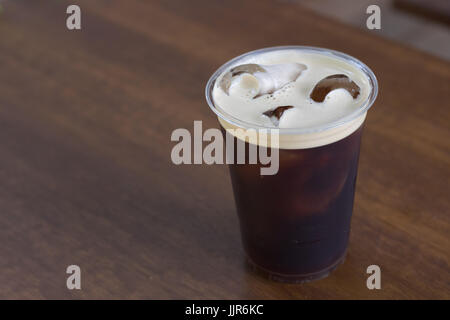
top-left (297, 0), bottom-right (450, 60)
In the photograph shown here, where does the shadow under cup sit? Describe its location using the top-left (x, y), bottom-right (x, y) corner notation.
top-left (205, 46), bottom-right (378, 283)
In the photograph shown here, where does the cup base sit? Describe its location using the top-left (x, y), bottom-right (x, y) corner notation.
top-left (246, 252), bottom-right (347, 284)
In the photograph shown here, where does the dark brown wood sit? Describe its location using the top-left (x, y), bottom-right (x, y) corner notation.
top-left (0, 0), bottom-right (449, 299)
top-left (394, 0), bottom-right (450, 26)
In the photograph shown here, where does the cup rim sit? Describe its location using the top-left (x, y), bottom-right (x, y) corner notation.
top-left (205, 45), bottom-right (378, 135)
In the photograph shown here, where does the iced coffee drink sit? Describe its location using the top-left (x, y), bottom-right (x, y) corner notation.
top-left (205, 46), bottom-right (377, 283)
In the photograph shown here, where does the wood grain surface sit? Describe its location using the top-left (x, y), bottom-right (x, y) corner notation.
top-left (0, 0), bottom-right (449, 299)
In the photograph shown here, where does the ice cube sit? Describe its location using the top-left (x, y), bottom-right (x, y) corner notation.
top-left (219, 64), bottom-right (265, 95)
top-left (228, 73), bottom-right (260, 98)
top-left (219, 63), bottom-right (306, 98)
top-left (310, 74), bottom-right (360, 102)
top-left (278, 107), bottom-right (303, 128)
top-left (323, 88), bottom-right (353, 108)
top-left (263, 106), bottom-right (293, 126)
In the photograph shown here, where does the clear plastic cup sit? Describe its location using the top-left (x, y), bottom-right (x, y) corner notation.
top-left (205, 46), bottom-right (378, 283)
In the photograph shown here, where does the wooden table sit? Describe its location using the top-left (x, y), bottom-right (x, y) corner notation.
top-left (0, 0), bottom-right (448, 299)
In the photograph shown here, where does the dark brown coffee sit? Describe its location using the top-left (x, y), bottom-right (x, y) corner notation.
top-left (223, 125), bottom-right (364, 282)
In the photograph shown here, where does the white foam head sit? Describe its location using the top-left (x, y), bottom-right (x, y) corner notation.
top-left (206, 46), bottom-right (377, 149)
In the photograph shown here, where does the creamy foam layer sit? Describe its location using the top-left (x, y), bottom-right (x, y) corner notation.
top-left (219, 112), bottom-right (366, 149)
top-left (210, 48), bottom-right (372, 149)
top-left (213, 49), bottom-right (370, 129)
